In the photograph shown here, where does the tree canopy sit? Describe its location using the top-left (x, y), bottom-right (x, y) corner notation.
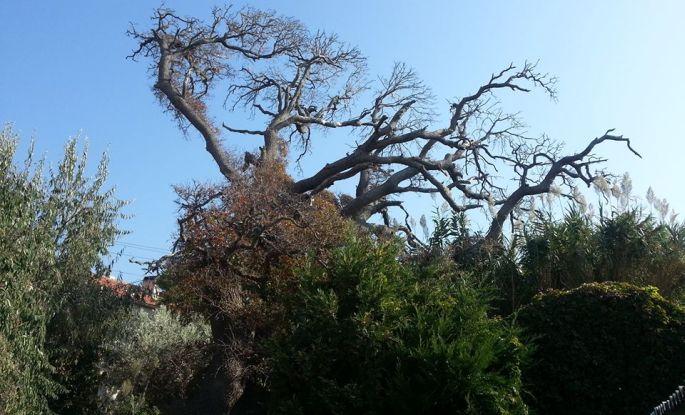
top-left (0, 125), bottom-right (125, 414)
top-left (129, 5), bottom-right (640, 243)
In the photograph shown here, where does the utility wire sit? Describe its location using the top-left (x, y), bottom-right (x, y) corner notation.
top-left (114, 241), bottom-right (169, 254)
top-left (111, 269), bottom-right (140, 277)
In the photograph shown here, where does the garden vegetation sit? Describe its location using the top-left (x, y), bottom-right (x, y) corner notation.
top-left (2, 4), bottom-right (685, 415)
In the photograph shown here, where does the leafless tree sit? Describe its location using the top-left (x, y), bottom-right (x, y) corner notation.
top-left (128, 6), bottom-right (645, 411)
top-left (129, 5), bottom-right (640, 244)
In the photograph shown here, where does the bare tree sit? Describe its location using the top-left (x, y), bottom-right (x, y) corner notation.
top-left (130, 5), bottom-right (640, 243)
top-left (128, 6), bottom-right (645, 411)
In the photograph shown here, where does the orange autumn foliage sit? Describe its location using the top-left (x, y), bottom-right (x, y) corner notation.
top-left (159, 162), bottom-right (351, 355)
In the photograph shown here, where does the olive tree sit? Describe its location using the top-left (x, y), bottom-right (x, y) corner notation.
top-left (0, 125), bottom-right (125, 414)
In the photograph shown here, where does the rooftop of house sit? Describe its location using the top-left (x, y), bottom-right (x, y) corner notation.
top-left (95, 275), bottom-right (159, 309)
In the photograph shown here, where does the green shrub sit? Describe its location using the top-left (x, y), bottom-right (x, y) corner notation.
top-left (423, 211), bottom-right (535, 316)
top-left (97, 306), bottom-right (211, 414)
top-left (518, 282), bottom-right (685, 415)
top-left (0, 125), bottom-right (125, 414)
top-left (446, 208), bottom-right (685, 315)
top-left (266, 236), bottom-right (529, 415)
top-left (46, 281), bottom-right (130, 414)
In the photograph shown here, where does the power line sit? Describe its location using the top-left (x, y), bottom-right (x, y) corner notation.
top-left (105, 242), bottom-right (172, 281)
top-left (104, 252), bottom-right (158, 261)
top-left (116, 242), bottom-right (167, 252)
top-left (114, 241), bottom-right (169, 254)
top-left (124, 253), bottom-right (158, 262)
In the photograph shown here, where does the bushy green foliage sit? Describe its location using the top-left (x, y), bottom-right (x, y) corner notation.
top-left (517, 282), bottom-right (685, 415)
top-left (423, 211), bottom-right (529, 315)
top-left (47, 282), bottom-right (131, 414)
top-left (429, 208), bottom-right (685, 314)
top-left (520, 209), bottom-right (685, 299)
top-left (267, 236), bottom-right (528, 415)
top-left (0, 125), bottom-right (125, 414)
top-left (97, 306), bottom-right (211, 415)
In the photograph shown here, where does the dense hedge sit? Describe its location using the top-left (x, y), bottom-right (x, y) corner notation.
top-left (518, 282), bottom-right (685, 415)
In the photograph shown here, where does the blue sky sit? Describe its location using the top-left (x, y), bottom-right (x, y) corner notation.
top-left (2, 1), bottom-right (684, 280)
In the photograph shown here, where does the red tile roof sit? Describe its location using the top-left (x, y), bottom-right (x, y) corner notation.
top-left (95, 276), bottom-right (158, 309)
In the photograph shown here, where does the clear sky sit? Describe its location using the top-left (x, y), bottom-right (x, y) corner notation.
top-left (2, 1), bottom-right (684, 280)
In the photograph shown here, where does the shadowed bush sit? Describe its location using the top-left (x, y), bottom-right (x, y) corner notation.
top-left (518, 282), bottom-right (685, 415)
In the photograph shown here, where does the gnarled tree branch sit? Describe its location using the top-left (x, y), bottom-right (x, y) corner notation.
top-left (132, 6), bottom-right (640, 244)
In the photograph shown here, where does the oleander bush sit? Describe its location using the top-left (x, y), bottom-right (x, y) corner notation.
top-left (519, 209), bottom-right (685, 300)
top-left (431, 208), bottom-right (685, 316)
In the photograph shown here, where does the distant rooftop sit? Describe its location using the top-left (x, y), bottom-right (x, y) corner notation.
top-left (96, 275), bottom-right (159, 309)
